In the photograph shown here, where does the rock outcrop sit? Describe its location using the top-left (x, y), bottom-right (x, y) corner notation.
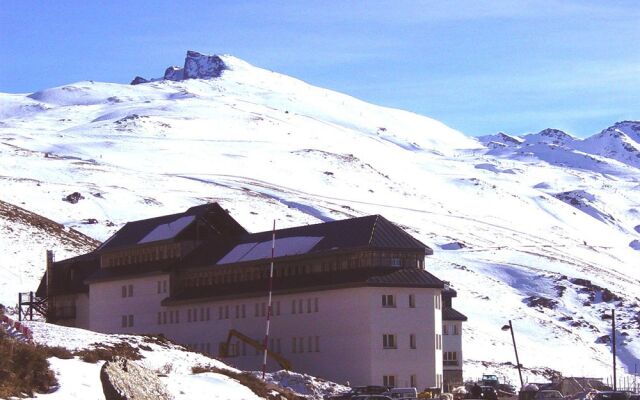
top-left (100, 357), bottom-right (173, 400)
top-left (132, 50), bottom-right (227, 85)
top-left (130, 76), bottom-right (149, 85)
top-left (183, 50), bottom-right (226, 79)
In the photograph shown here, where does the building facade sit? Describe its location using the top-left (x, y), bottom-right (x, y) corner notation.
top-left (39, 203), bottom-right (465, 389)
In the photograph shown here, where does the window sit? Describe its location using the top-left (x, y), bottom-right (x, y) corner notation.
top-left (383, 375), bottom-right (396, 387)
top-left (121, 286), bottom-right (127, 298)
top-left (297, 299), bottom-right (303, 314)
top-left (434, 295), bottom-right (441, 310)
top-left (225, 305), bottom-right (229, 319)
top-left (235, 305), bottom-right (240, 319)
top-left (443, 325), bottom-right (449, 335)
top-left (410, 374), bottom-right (417, 388)
top-left (435, 334), bottom-right (442, 350)
top-left (382, 294), bottom-right (396, 308)
top-left (383, 334), bottom-right (397, 349)
top-left (409, 294), bottom-right (415, 308)
top-left (291, 300), bottom-right (296, 314)
top-left (444, 351), bottom-right (458, 366)
top-left (453, 324), bottom-right (459, 335)
top-left (292, 337), bottom-right (297, 353)
top-left (314, 298), bottom-right (319, 313)
top-left (306, 299), bottom-right (312, 313)
top-left (127, 314), bottom-right (134, 327)
top-left (409, 334), bottom-right (416, 349)
top-left (128, 284), bottom-right (133, 297)
top-left (391, 258), bottom-right (401, 267)
top-left (121, 315), bottom-right (127, 327)
top-left (241, 304), bottom-right (246, 318)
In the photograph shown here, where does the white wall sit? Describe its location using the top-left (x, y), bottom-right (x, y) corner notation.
top-left (442, 320), bottom-right (463, 370)
top-left (370, 287), bottom-right (442, 389)
top-left (87, 278), bottom-right (443, 388)
top-left (88, 274), bottom-right (169, 333)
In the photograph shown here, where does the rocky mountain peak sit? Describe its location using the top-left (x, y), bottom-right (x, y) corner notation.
top-left (523, 128), bottom-right (575, 146)
top-left (598, 121), bottom-right (640, 143)
top-left (131, 50), bottom-right (228, 85)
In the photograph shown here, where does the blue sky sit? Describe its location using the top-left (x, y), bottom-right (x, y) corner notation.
top-left (1, 1), bottom-right (639, 137)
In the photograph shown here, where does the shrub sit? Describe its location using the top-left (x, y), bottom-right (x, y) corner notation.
top-left (0, 336), bottom-right (58, 398)
top-left (74, 342), bottom-right (142, 363)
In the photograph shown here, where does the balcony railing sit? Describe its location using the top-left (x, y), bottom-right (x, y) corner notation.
top-left (443, 360), bottom-right (459, 366)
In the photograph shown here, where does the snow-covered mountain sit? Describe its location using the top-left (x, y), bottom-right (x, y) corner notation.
top-left (1, 51), bottom-right (639, 385)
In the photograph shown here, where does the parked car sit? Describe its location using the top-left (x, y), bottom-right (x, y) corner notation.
top-left (534, 391), bottom-right (564, 400)
top-left (593, 392), bottom-right (630, 400)
top-left (351, 396), bottom-right (393, 400)
top-left (384, 388), bottom-right (418, 399)
top-left (481, 386), bottom-right (498, 400)
top-left (326, 386), bottom-right (390, 400)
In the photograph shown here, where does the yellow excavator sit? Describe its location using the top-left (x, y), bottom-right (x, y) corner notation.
top-left (219, 329), bottom-right (292, 371)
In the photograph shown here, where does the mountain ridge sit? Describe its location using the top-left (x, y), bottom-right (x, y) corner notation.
top-left (0, 51), bottom-right (638, 382)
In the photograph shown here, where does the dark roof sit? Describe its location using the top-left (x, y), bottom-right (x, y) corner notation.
top-left (366, 268), bottom-right (444, 287)
top-left (97, 203), bottom-right (246, 252)
top-left (165, 267), bottom-right (443, 304)
top-left (37, 254), bottom-right (100, 297)
top-left (442, 307), bottom-right (468, 321)
top-left (213, 215), bottom-right (431, 265)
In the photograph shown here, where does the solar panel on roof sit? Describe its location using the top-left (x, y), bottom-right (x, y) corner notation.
top-left (138, 215), bottom-right (195, 244)
top-left (217, 236), bottom-right (323, 264)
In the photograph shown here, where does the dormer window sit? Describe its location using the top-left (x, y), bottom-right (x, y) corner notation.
top-left (391, 258), bottom-right (401, 267)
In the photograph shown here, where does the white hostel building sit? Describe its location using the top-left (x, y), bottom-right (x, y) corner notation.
top-left (39, 203), bottom-right (467, 389)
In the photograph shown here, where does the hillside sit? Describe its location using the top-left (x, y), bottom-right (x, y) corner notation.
top-left (0, 200), bottom-right (99, 307)
top-left (0, 51), bottom-right (639, 384)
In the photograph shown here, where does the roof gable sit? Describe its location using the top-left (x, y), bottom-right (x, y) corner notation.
top-left (97, 203), bottom-right (246, 252)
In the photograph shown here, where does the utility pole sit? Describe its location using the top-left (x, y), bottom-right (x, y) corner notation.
top-left (612, 308), bottom-right (617, 391)
top-left (502, 320), bottom-right (524, 389)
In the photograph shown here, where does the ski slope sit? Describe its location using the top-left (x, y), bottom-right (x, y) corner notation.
top-left (1, 51), bottom-right (639, 385)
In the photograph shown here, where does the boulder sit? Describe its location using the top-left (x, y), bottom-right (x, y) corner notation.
top-left (62, 192), bottom-right (84, 204)
top-left (100, 357), bottom-right (173, 400)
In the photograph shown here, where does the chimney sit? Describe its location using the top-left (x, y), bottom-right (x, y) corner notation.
top-left (46, 250), bottom-right (54, 297)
